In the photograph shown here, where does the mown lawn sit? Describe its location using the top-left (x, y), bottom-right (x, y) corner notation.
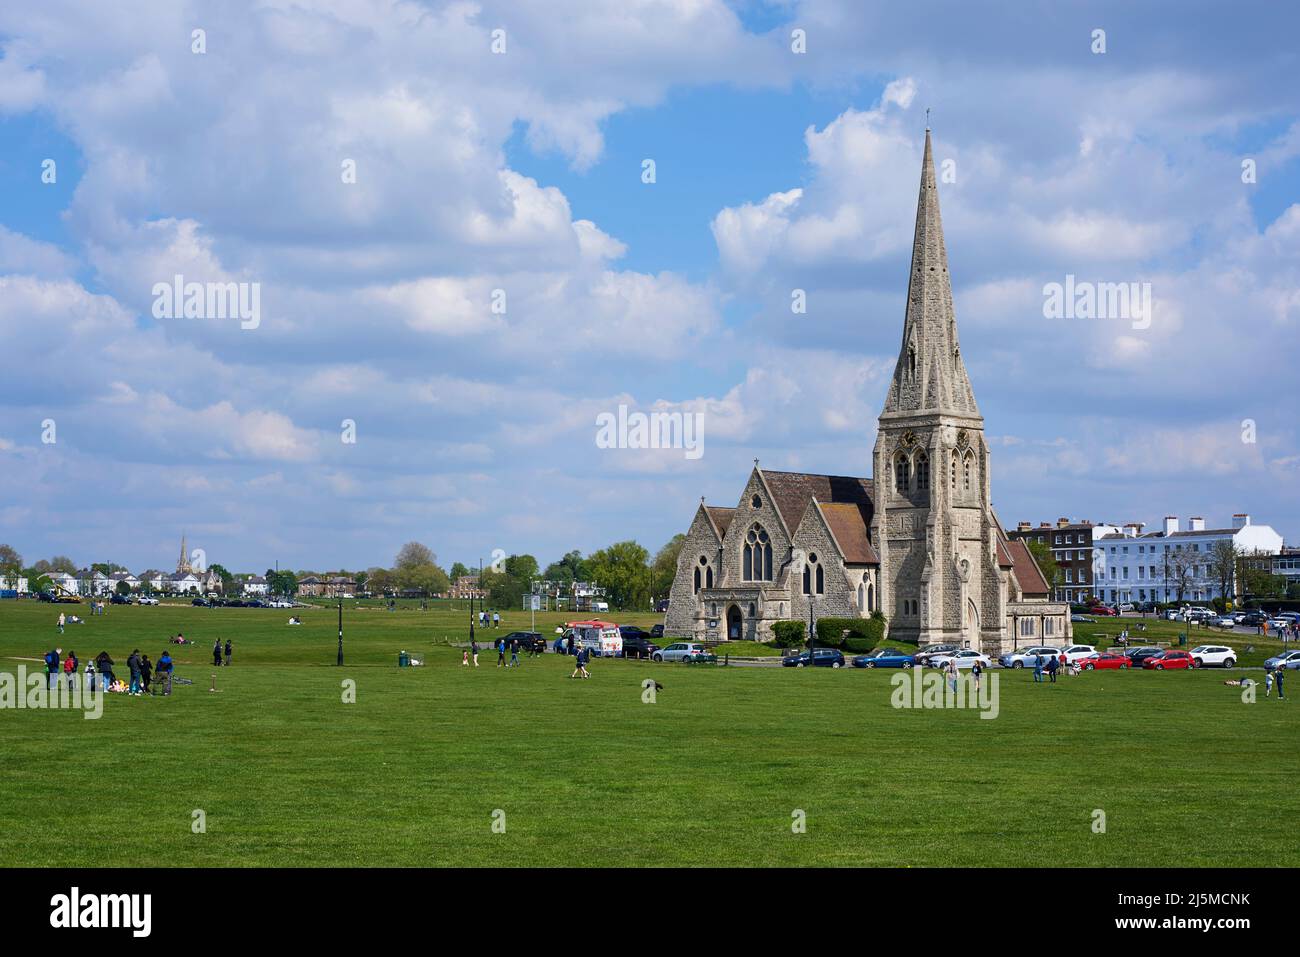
top-left (0, 601), bottom-right (1295, 867)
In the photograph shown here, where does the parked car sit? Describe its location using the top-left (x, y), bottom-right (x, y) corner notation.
top-left (928, 649), bottom-right (993, 670)
top-left (782, 648), bottom-right (846, 668)
top-left (1090, 605), bottom-right (1119, 617)
top-left (653, 642), bottom-right (708, 663)
top-left (851, 647), bottom-right (915, 668)
top-left (1212, 616), bottom-right (1237, 628)
top-left (268, 599), bottom-right (294, 609)
top-left (650, 624), bottom-right (665, 638)
top-left (1264, 650), bottom-right (1300, 671)
top-left (1143, 650), bottom-right (1195, 670)
top-left (1061, 644), bottom-right (1098, 664)
top-left (1117, 603), bottom-right (1134, 613)
top-left (498, 631), bottom-right (546, 653)
top-left (619, 626), bottom-right (660, 659)
top-left (137, 595), bottom-right (159, 605)
top-left (913, 643), bottom-right (959, 667)
top-left (109, 593), bottom-right (130, 604)
top-left (1163, 610), bottom-right (1182, 621)
top-left (36, 591), bottom-right (57, 602)
top-left (1240, 611), bottom-right (1268, 627)
top-left (1267, 617), bottom-right (1291, 631)
top-left (999, 646), bottom-right (1063, 669)
top-left (191, 597), bottom-right (210, 607)
top-left (1124, 646), bottom-right (1166, 668)
top-left (654, 599), bottom-right (670, 613)
top-left (1079, 651), bottom-right (1132, 670)
top-left (1189, 645), bottom-right (1236, 668)
top-left (1070, 614), bottom-right (1095, 623)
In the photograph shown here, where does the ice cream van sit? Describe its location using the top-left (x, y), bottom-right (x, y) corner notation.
top-left (564, 620), bottom-right (623, 658)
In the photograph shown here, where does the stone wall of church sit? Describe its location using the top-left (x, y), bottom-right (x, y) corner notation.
top-left (789, 512), bottom-right (859, 624)
top-left (664, 508), bottom-right (720, 637)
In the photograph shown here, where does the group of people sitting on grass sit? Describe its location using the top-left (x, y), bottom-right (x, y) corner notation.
top-left (41, 647), bottom-right (174, 695)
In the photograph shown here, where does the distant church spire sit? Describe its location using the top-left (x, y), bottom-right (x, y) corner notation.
top-left (177, 534), bottom-right (192, 574)
top-left (882, 127), bottom-right (980, 417)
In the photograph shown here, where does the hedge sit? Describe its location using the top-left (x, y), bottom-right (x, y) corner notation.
top-left (770, 620), bottom-right (806, 647)
top-left (815, 614), bottom-right (888, 653)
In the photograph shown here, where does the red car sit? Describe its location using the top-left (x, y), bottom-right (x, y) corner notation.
top-left (1142, 650), bottom-right (1195, 670)
top-left (1081, 651), bottom-right (1132, 671)
top-left (1089, 604), bottom-right (1119, 617)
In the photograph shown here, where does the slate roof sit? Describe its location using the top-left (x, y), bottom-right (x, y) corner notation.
top-left (817, 502), bottom-right (879, 564)
top-left (759, 469), bottom-right (874, 532)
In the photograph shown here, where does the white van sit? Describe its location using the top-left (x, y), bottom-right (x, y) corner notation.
top-left (564, 620), bottom-right (622, 658)
top-left (591, 600), bottom-right (609, 613)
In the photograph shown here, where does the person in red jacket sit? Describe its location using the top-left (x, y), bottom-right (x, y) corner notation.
top-left (63, 651), bottom-right (78, 692)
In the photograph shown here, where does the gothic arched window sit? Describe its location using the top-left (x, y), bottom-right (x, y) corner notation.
top-left (915, 451), bottom-right (929, 491)
top-left (693, 567), bottom-right (701, 593)
top-left (743, 525), bottom-right (772, 582)
top-left (894, 453), bottom-right (910, 492)
top-left (963, 450), bottom-right (974, 492)
top-left (951, 451), bottom-right (959, 490)
top-left (908, 346), bottom-right (917, 379)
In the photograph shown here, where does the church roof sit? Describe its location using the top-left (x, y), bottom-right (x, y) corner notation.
top-left (882, 128), bottom-right (980, 417)
top-left (817, 502), bottom-right (879, 564)
top-left (759, 469), bottom-right (873, 532)
top-left (705, 506), bottom-right (735, 537)
top-left (1004, 538), bottom-right (1050, 597)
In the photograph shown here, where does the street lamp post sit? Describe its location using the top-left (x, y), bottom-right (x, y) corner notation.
top-left (336, 596), bottom-right (344, 666)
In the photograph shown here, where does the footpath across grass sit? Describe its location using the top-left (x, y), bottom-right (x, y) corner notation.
top-left (0, 601), bottom-right (1295, 866)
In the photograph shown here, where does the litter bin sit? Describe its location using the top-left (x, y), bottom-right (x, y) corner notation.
top-left (398, 651), bottom-right (410, 667)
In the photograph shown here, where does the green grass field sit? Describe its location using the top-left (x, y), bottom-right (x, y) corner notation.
top-left (1, 600), bottom-right (1296, 867)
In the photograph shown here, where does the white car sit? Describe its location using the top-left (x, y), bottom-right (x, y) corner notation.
top-left (268, 599), bottom-right (294, 609)
top-left (1212, 616), bottom-right (1237, 628)
top-left (1189, 645), bottom-right (1237, 668)
top-left (1267, 617), bottom-right (1290, 630)
top-left (998, 646), bottom-right (1062, 669)
top-left (928, 649), bottom-right (992, 669)
top-left (1061, 644), bottom-right (1097, 664)
top-left (136, 596), bottom-right (159, 605)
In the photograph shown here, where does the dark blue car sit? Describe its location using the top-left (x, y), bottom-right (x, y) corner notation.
top-left (851, 647), bottom-right (915, 668)
top-left (781, 648), bottom-right (845, 668)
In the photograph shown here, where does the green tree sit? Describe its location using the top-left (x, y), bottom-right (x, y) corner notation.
top-left (449, 562), bottom-right (471, 581)
top-left (209, 563), bottom-right (235, 594)
top-left (115, 580), bottom-right (131, 596)
top-left (543, 550), bottom-right (589, 585)
top-left (266, 569), bottom-right (298, 599)
top-left (586, 541), bottom-right (652, 610)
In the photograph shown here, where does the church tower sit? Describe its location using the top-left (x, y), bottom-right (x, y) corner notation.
top-left (871, 128), bottom-right (1005, 651)
top-left (177, 534), bottom-right (193, 574)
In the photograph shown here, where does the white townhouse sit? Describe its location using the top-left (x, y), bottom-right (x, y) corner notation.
top-left (138, 570), bottom-right (166, 592)
top-left (241, 575), bottom-right (269, 596)
top-left (1, 574), bottom-right (29, 593)
top-left (1092, 514), bottom-right (1283, 605)
top-left (44, 571), bottom-right (80, 595)
top-left (165, 571), bottom-right (203, 594)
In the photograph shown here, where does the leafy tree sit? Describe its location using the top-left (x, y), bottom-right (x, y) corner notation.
top-left (40, 556), bottom-right (78, 574)
top-left (29, 573), bottom-right (52, 594)
top-left (449, 562), bottom-right (471, 581)
top-left (586, 541), bottom-right (652, 610)
top-left (1207, 540), bottom-right (1240, 603)
top-left (544, 550), bottom-right (589, 585)
top-left (503, 554), bottom-right (539, 583)
top-left (0, 544), bottom-right (22, 569)
top-left (395, 542), bottom-right (436, 571)
top-left (365, 567), bottom-right (395, 595)
top-left (115, 580), bottom-right (131, 596)
top-left (266, 569), bottom-right (299, 599)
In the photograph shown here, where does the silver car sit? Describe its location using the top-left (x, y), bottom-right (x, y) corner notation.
top-left (652, 642), bottom-right (707, 663)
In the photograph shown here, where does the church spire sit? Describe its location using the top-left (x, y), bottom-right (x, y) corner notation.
top-left (882, 127), bottom-right (979, 417)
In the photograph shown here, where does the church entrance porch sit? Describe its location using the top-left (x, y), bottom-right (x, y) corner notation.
top-left (726, 605), bottom-right (742, 640)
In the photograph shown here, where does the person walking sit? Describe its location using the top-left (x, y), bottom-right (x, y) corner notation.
top-left (63, 650), bottom-right (78, 692)
top-left (571, 646), bottom-right (590, 679)
top-left (493, 611), bottom-right (500, 629)
top-left (224, 638), bottom-right (232, 667)
top-left (158, 650), bottom-right (173, 696)
top-left (85, 658), bottom-right (96, 691)
top-left (945, 657), bottom-right (959, 694)
top-left (1265, 665), bottom-right (1275, 698)
top-left (462, 649), bottom-right (470, 666)
top-left (44, 648), bottom-right (59, 690)
top-left (140, 654), bottom-right (154, 695)
top-left (972, 658), bottom-right (983, 693)
top-left (1046, 654), bottom-right (1060, 683)
top-left (509, 639), bottom-right (520, 669)
top-left (1032, 653), bottom-right (1044, 683)
top-left (212, 639), bottom-right (223, 668)
top-left (496, 637), bottom-right (506, 668)
top-left (57, 612), bottom-right (65, 635)
top-left (1276, 667), bottom-right (1286, 700)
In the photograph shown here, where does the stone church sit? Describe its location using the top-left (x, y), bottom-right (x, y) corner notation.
top-left (664, 130), bottom-right (1069, 655)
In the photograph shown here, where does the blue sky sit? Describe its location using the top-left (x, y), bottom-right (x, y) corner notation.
top-left (0, 0), bottom-right (1297, 575)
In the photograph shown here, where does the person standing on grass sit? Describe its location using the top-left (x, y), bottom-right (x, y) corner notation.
top-left (944, 657), bottom-right (959, 694)
top-left (63, 651), bottom-right (77, 692)
top-left (140, 654), bottom-right (154, 695)
top-left (471, 638), bottom-right (480, 667)
top-left (96, 651), bottom-right (114, 689)
top-left (158, 649), bottom-right (173, 696)
top-left (1032, 653), bottom-right (1044, 683)
top-left (224, 638), bottom-right (232, 666)
top-left (509, 638), bottom-right (520, 669)
top-left (212, 639), bottom-right (222, 668)
top-left (496, 636), bottom-right (506, 667)
top-left (1265, 666), bottom-right (1274, 698)
top-left (57, 612), bottom-right (65, 635)
top-left (1046, 653), bottom-right (1059, 684)
top-left (494, 611), bottom-right (500, 629)
top-left (127, 649), bottom-right (142, 696)
top-left (462, 649), bottom-right (470, 666)
top-left (1276, 667), bottom-right (1286, 700)
top-left (971, 658), bottom-right (983, 693)
top-left (85, 658), bottom-right (96, 691)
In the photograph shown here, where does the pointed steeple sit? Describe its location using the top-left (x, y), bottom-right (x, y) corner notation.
top-left (883, 128), bottom-right (979, 417)
top-left (177, 534), bottom-right (191, 574)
